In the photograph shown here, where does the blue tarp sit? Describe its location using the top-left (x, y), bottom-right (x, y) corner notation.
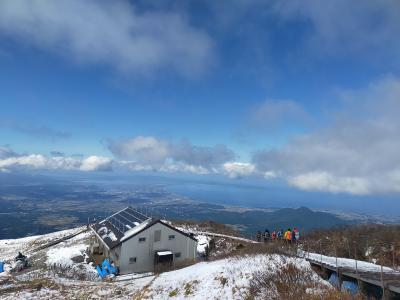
top-left (102, 259), bottom-right (118, 275)
top-left (328, 272), bottom-right (359, 295)
top-left (96, 259), bottom-right (118, 278)
top-left (96, 265), bottom-right (108, 278)
top-left (328, 272), bottom-right (340, 288)
top-left (341, 280), bottom-right (359, 295)
top-left (0, 261), bottom-right (4, 273)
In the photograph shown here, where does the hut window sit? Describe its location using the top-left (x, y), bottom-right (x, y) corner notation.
top-left (129, 257), bottom-right (137, 264)
top-left (154, 230), bottom-right (161, 242)
top-left (168, 235), bottom-right (175, 240)
top-left (139, 237), bottom-right (146, 243)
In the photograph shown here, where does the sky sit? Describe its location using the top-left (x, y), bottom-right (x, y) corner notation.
top-left (1, 0), bottom-right (400, 200)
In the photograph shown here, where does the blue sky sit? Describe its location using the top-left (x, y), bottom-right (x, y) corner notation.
top-left (1, 0), bottom-right (400, 198)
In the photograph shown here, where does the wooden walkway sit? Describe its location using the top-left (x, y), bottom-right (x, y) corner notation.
top-left (30, 227), bottom-right (88, 253)
top-left (307, 257), bottom-right (400, 296)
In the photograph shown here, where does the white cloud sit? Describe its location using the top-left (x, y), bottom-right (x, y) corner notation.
top-left (0, 140), bottom-right (242, 177)
top-left (171, 140), bottom-right (235, 168)
top-left (160, 162), bottom-right (211, 175)
top-left (108, 136), bottom-right (169, 164)
top-left (80, 156), bottom-right (112, 171)
top-left (288, 172), bottom-right (370, 195)
top-left (222, 162), bottom-right (255, 179)
top-left (0, 153), bottom-right (112, 172)
top-left (108, 136), bottom-right (235, 172)
top-left (0, 0), bottom-right (213, 76)
top-left (253, 76), bottom-right (400, 195)
top-left (264, 171), bottom-right (277, 179)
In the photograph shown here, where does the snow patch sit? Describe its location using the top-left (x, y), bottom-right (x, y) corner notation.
top-left (46, 244), bottom-right (86, 268)
top-left (196, 235), bottom-right (210, 255)
top-left (121, 219), bottom-right (152, 242)
top-left (98, 226), bottom-right (117, 242)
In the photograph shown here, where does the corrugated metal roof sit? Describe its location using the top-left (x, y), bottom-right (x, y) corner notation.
top-left (92, 206), bottom-right (151, 249)
top-left (91, 206), bottom-right (197, 249)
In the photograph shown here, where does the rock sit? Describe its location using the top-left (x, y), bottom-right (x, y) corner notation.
top-left (71, 255), bottom-right (84, 263)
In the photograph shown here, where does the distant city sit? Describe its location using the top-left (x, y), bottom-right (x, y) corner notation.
top-left (1, 173), bottom-right (398, 239)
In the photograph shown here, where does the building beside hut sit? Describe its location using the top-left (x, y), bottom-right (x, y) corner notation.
top-left (89, 206), bottom-right (197, 274)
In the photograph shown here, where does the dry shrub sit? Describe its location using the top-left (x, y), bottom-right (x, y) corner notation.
top-left (49, 263), bottom-right (97, 281)
top-left (172, 220), bottom-right (240, 236)
top-left (245, 262), bottom-right (361, 300)
top-left (215, 240), bottom-right (295, 260)
top-left (301, 224), bottom-right (400, 268)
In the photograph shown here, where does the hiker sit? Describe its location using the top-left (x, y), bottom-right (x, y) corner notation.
top-left (284, 228), bottom-right (292, 243)
top-left (263, 229), bottom-right (270, 243)
top-left (271, 230), bottom-right (277, 240)
top-left (293, 227), bottom-right (300, 241)
top-left (291, 228), bottom-right (296, 243)
top-left (256, 230), bottom-right (261, 242)
top-left (15, 252), bottom-right (25, 261)
top-left (14, 252), bottom-right (28, 271)
top-left (277, 229), bottom-right (283, 240)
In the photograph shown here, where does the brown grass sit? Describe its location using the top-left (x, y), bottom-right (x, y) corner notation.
top-left (245, 262), bottom-right (362, 300)
top-left (301, 224), bottom-right (400, 269)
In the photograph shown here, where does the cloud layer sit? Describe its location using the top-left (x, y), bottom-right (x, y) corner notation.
top-left (0, 149), bottom-right (112, 173)
top-left (0, 0), bottom-right (213, 75)
top-left (108, 136), bottom-right (236, 174)
top-left (253, 76), bottom-right (400, 195)
top-left (0, 139), bottom-right (250, 177)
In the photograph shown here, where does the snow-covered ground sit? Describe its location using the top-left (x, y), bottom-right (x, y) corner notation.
top-left (1, 252), bottom-right (329, 299)
top-left (0, 227), bottom-right (332, 299)
top-left (0, 227), bottom-right (84, 261)
top-left (46, 244), bottom-right (87, 268)
top-left (143, 254), bottom-right (328, 299)
top-left (0, 227), bottom-right (94, 281)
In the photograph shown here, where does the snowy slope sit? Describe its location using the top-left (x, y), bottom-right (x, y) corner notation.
top-left (144, 254), bottom-right (327, 300)
top-left (1, 227), bottom-right (331, 299)
top-left (0, 227), bottom-right (84, 261)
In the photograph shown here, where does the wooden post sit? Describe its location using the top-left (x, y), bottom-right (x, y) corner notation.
top-left (319, 240), bottom-right (323, 264)
top-left (393, 244), bottom-right (396, 269)
top-left (335, 244), bottom-right (340, 291)
top-left (347, 240), bottom-right (351, 258)
top-left (381, 264), bottom-right (386, 300)
top-left (355, 245), bottom-right (361, 291)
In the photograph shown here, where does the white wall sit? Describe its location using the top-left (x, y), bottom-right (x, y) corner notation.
top-left (118, 222), bottom-right (197, 274)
